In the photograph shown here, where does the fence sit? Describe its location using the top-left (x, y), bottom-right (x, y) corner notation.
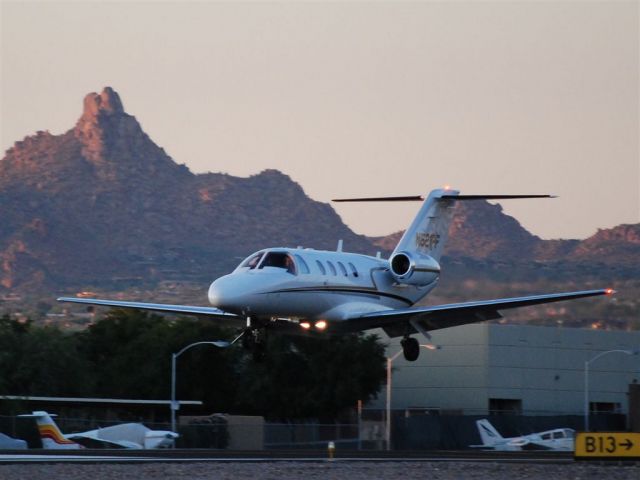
top-left (0, 411), bottom-right (628, 450)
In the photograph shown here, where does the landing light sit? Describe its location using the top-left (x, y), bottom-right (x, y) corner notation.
top-left (605, 288), bottom-right (615, 295)
top-left (300, 322), bottom-right (311, 330)
top-left (315, 320), bottom-right (328, 331)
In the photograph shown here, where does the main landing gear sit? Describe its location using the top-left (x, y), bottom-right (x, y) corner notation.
top-left (401, 336), bottom-right (420, 361)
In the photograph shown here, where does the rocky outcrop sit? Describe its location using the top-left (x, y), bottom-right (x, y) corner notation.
top-left (0, 88), bottom-right (373, 291)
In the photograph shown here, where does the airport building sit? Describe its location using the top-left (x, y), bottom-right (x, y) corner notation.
top-left (370, 324), bottom-right (640, 417)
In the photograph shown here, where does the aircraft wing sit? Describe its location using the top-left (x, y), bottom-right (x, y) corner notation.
top-left (57, 297), bottom-right (241, 325)
top-left (339, 289), bottom-right (612, 337)
top-left (66, 433), bottom-right (139, 449)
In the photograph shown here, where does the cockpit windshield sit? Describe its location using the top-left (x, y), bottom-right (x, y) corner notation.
top-left (259, 251), bottom-right (296, 274)
top-left (238, 252), bottom-right (264, 270)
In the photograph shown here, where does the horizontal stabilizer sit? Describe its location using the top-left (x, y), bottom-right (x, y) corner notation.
top-left (442, 194), bottom-right (556, 200)
top-left (332, 194), bottom-right (555, 202)
top-left (332, 195), bottom-right (423, 202)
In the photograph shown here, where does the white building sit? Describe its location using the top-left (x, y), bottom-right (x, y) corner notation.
top-left (371, 324), bottom-right (640, 416)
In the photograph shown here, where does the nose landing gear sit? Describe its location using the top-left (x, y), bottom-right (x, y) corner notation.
top-left (241, 319), bottom-right (267, 361)
top-left (400, 336), bottom-right (420, 361)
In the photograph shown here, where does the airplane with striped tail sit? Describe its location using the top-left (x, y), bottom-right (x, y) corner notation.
top-left (20, 411), bottom-right (178, 449)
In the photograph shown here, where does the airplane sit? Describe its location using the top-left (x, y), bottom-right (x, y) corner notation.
top-left (20, 411), bottom-right (178, 449)
top-left (58, 188), bottom-right (614, 361)
top-left (471, 419), bottom-right (575, 451)
top-left (0, 432), bottom-right (28, 449)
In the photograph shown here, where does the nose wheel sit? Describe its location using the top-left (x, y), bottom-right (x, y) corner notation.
top-left (401, 337), bottom-right (420, 361)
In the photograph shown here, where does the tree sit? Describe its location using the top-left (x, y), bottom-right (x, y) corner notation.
top-left (0, 310), bottom-right (387, 420)
top-left (230, 333), bottom-right (386, 419)
top-left (0, 315), bottom-right (91, 397)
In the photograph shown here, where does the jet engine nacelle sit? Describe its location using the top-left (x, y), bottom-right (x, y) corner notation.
top-left (389, 251), bottom-right (440, 286)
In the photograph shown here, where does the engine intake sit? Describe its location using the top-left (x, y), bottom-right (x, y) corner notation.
top-left (389, 252), bottom-right (440, 286)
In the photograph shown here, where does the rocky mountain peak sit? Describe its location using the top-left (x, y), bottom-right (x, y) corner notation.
top-left (80, 87), bottom-right (125, 119)
top-left (73, 87), bottom-right (146, 164)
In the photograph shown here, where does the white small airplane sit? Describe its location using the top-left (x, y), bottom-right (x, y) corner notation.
top-left (58, 188), bottom-right (613, 361)
top-left (20, 411), bottom-right (178, 449)
top-left (472, 419), bottom-right (575, 451)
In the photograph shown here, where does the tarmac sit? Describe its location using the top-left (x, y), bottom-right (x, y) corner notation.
top-left (0, 458), bottom-right (638, 480)
top-left (0, 449), bottom-right (637, 480)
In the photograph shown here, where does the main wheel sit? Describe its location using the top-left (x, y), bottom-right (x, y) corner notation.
top-left (401, 337), bottom-right (420, 361)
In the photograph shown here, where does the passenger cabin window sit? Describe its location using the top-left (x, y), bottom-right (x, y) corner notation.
top-left (294, 254), bottom-right (310, 274)
top-left (327, 261), bottom-right (337, 276)
top-left (259, 252), bottom-right (296, 274)
top-left (239, 252), bottom-right (264, 270)
top-left (337, 262), bottom-right (348, 276)
top-left (348, 262), bottom-right (359, 277)
top-left (315, 260), bottom-right (326, 275)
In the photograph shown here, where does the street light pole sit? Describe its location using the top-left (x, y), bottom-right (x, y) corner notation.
top-left (385, 344), bottom-right (440, 451)
top-left (171, 352), bottom-right (177, 432)
top-left (170, 340), bottom-right (230, 434)
top-left (584, 348), bottom-right (638, 432)
top-left (385, 350), bottom-right (402, 451)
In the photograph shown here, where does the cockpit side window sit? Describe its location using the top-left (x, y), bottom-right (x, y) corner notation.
top-left (259, 252), bottom-right (296, 274)
top-left (239, 252), bottom-right (264, 270)
top-left (294, 254), bottom-right (310, 274)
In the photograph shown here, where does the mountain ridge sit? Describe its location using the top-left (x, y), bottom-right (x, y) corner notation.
top-left (0, 88), bottom-right (374, 290)
top-left (1, 87), bottom-right (638, 295)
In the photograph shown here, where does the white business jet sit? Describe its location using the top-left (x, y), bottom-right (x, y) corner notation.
top-left (59, 188), bottom-right (613, 361)
top-left (472, 419), bottom-right (575, 451)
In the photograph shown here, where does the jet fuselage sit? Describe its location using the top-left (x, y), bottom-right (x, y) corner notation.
top-left (207, 248), bottom-right (438, 323)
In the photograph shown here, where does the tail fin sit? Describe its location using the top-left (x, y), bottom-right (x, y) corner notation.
top-left (19, 411), bottom-right (81, 449)
top-left (476, 419), bottom-right (503, 446)
top-left (391, 188), bottom-right (458, 262)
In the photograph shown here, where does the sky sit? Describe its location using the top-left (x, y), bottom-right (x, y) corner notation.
top-left (1, 1), bottom-right (638, 240)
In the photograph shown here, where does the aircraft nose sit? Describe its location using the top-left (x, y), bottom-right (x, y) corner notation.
top-left (208, 277), bottom-right (228, 307)
top-left (208, 275), bottom-right (243, 311)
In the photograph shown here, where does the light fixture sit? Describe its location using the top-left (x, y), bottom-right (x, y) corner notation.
top-left (300, 322), bottom-right (311, 330)
top-left (315, 320), bottom-right (328, 331)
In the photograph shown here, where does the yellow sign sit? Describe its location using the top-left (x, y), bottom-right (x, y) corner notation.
top-left (575, 432), bottom-right (640, 458)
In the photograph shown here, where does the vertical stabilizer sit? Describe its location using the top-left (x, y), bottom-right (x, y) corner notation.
top-left (476, 419), bottom-right (503, 447)
top-left (391, 189), bottom-right (458, 262)
top-left (24, 411), bottom-right (81, 449)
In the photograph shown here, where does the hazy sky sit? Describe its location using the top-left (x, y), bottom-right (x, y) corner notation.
top-left (1, 1), bottom-right (638, 239)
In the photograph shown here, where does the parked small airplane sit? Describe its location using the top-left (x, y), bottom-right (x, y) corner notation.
top-left (472, 419), bottom-right (575, 451)
top-left (0, 432), bottom-right (27, 449)
top-left (59, 188), bottom-right (614, 361)
top-left (20, 411), bottom-right (178, 449)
